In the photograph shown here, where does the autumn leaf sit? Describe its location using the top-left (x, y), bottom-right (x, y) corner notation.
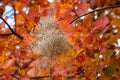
top-left (36, 0), bottom-right (48, 7)
top-left (16, 14), bottom-right (25, 26)
top-left (28, 6), bottom-right (40, 22)
top-left (1, 59), bottom-right (14, 69)
top-left (0, 66), bottom-right (16, 76)
top-left (0, 0), bottom-right (120, 80)
top-left (111, 18), bottom-right (120, 27)
top-left (75, 2), bottom-right (89, 15)
top-left (59, 23), bottom-right (75, 33)
top-left (19, 0), bottom-right (30, 4)
top-left (23, 34), bottom-right (33, 45)
top-left (94, 16), bottom-right (109, 28)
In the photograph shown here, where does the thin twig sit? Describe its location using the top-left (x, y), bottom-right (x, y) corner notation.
top-left (30, 74), bottom-right (79, 79)
top-left (13, 5), bottom-right (17, 31)
top-left (0, 17), bottom-right (23, 39)
top-left (0, 33), bottom-right (12, 36)
top-left (30, 75), bottom-right (50, 79)
top-left (70, 5), bottom-right (120, 24)
top-left (72, 8), bottom-right (79, 17)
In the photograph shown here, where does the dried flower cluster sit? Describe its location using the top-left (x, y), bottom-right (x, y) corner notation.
top-left (31, 16), bottom-right (70, 57)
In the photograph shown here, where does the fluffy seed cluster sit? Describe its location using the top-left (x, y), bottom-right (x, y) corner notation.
top-left (31, 16), bottom-right (70, 57)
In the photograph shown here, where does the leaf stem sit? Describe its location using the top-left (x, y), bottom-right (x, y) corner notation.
top-left (70, 5), bottom-right (120, 24)
top-left (0, 17), bottom-right (23, 39)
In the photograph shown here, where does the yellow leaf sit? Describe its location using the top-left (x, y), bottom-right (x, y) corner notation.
top-left (67, 48), bottom-right (76, 57)
top-left (68, 48), bottom-right (83, 58)
top-left (94, 53), bottom-right (98, 59)
top-left (76, 49), bottom-right (83, 55)
top-left (14, 1), bottom-right (25, 10)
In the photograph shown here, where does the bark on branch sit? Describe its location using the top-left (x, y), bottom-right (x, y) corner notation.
top-left (0, 17), bottom-right (23, 39)
top-left (70, 5), bottom-right (120, 24)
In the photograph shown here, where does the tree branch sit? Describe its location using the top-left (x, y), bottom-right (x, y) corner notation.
top-left (0, 17), bottom-right (23, 39)
top-left (13, 5), bottom-right (17, 31)
top-left (0, 33), bottom-right (12, 36)
top-left (72, 8), bottom-right (79, 17)
top-left (30, 74), bottom-right (78, 79)
top-left (30, 75), bottom-right (50, 79)
top-left (69, 5), bottom-right (120, 24)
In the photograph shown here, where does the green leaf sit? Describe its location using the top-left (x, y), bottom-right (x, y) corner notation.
top-left (104, 64), bottom-right (117, 76)
top-left (111, 77), bottom-right (118, 80)
top-left (105, 49), bottom-right (114, 56)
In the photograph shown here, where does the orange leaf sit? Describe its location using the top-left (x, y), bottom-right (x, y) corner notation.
top-left (16, 14), bottom-right (25, 26)
top-left (0, 66), bottom-right (16, 76)
top-left (2, 59), bottom-right (14, 69)
top-left (23, 34), bottom-right (33, 44)
top-left (28, 7), bottom-right (40, 22)
top-left (111, 18), bottom-right (120, 27)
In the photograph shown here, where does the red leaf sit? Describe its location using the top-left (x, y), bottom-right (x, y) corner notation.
top-left (76, 2), bottom-right (89, 15)
top-left (76, 53), bottom-right (86, 66)
top-left (28, 7), bottom-right (40, 22)
top-left (0, 75), bottom-right (7, 80)
top-left (59, 23), bottom-right (75, 33)
top-left (36, 0), bottom-right (48, 7)
top-left (94, 16), bottom-right (109, 28)
top-left (29, 59), bottom-right (39, 67)
top-left (19, 0), bottom-right (30, 4)
top-left (0, 22), bottom-right (5, 28)
top-left (53, 64), bottom-right (76, 77)
top-left (23, 34), bottom-right (33, 44)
